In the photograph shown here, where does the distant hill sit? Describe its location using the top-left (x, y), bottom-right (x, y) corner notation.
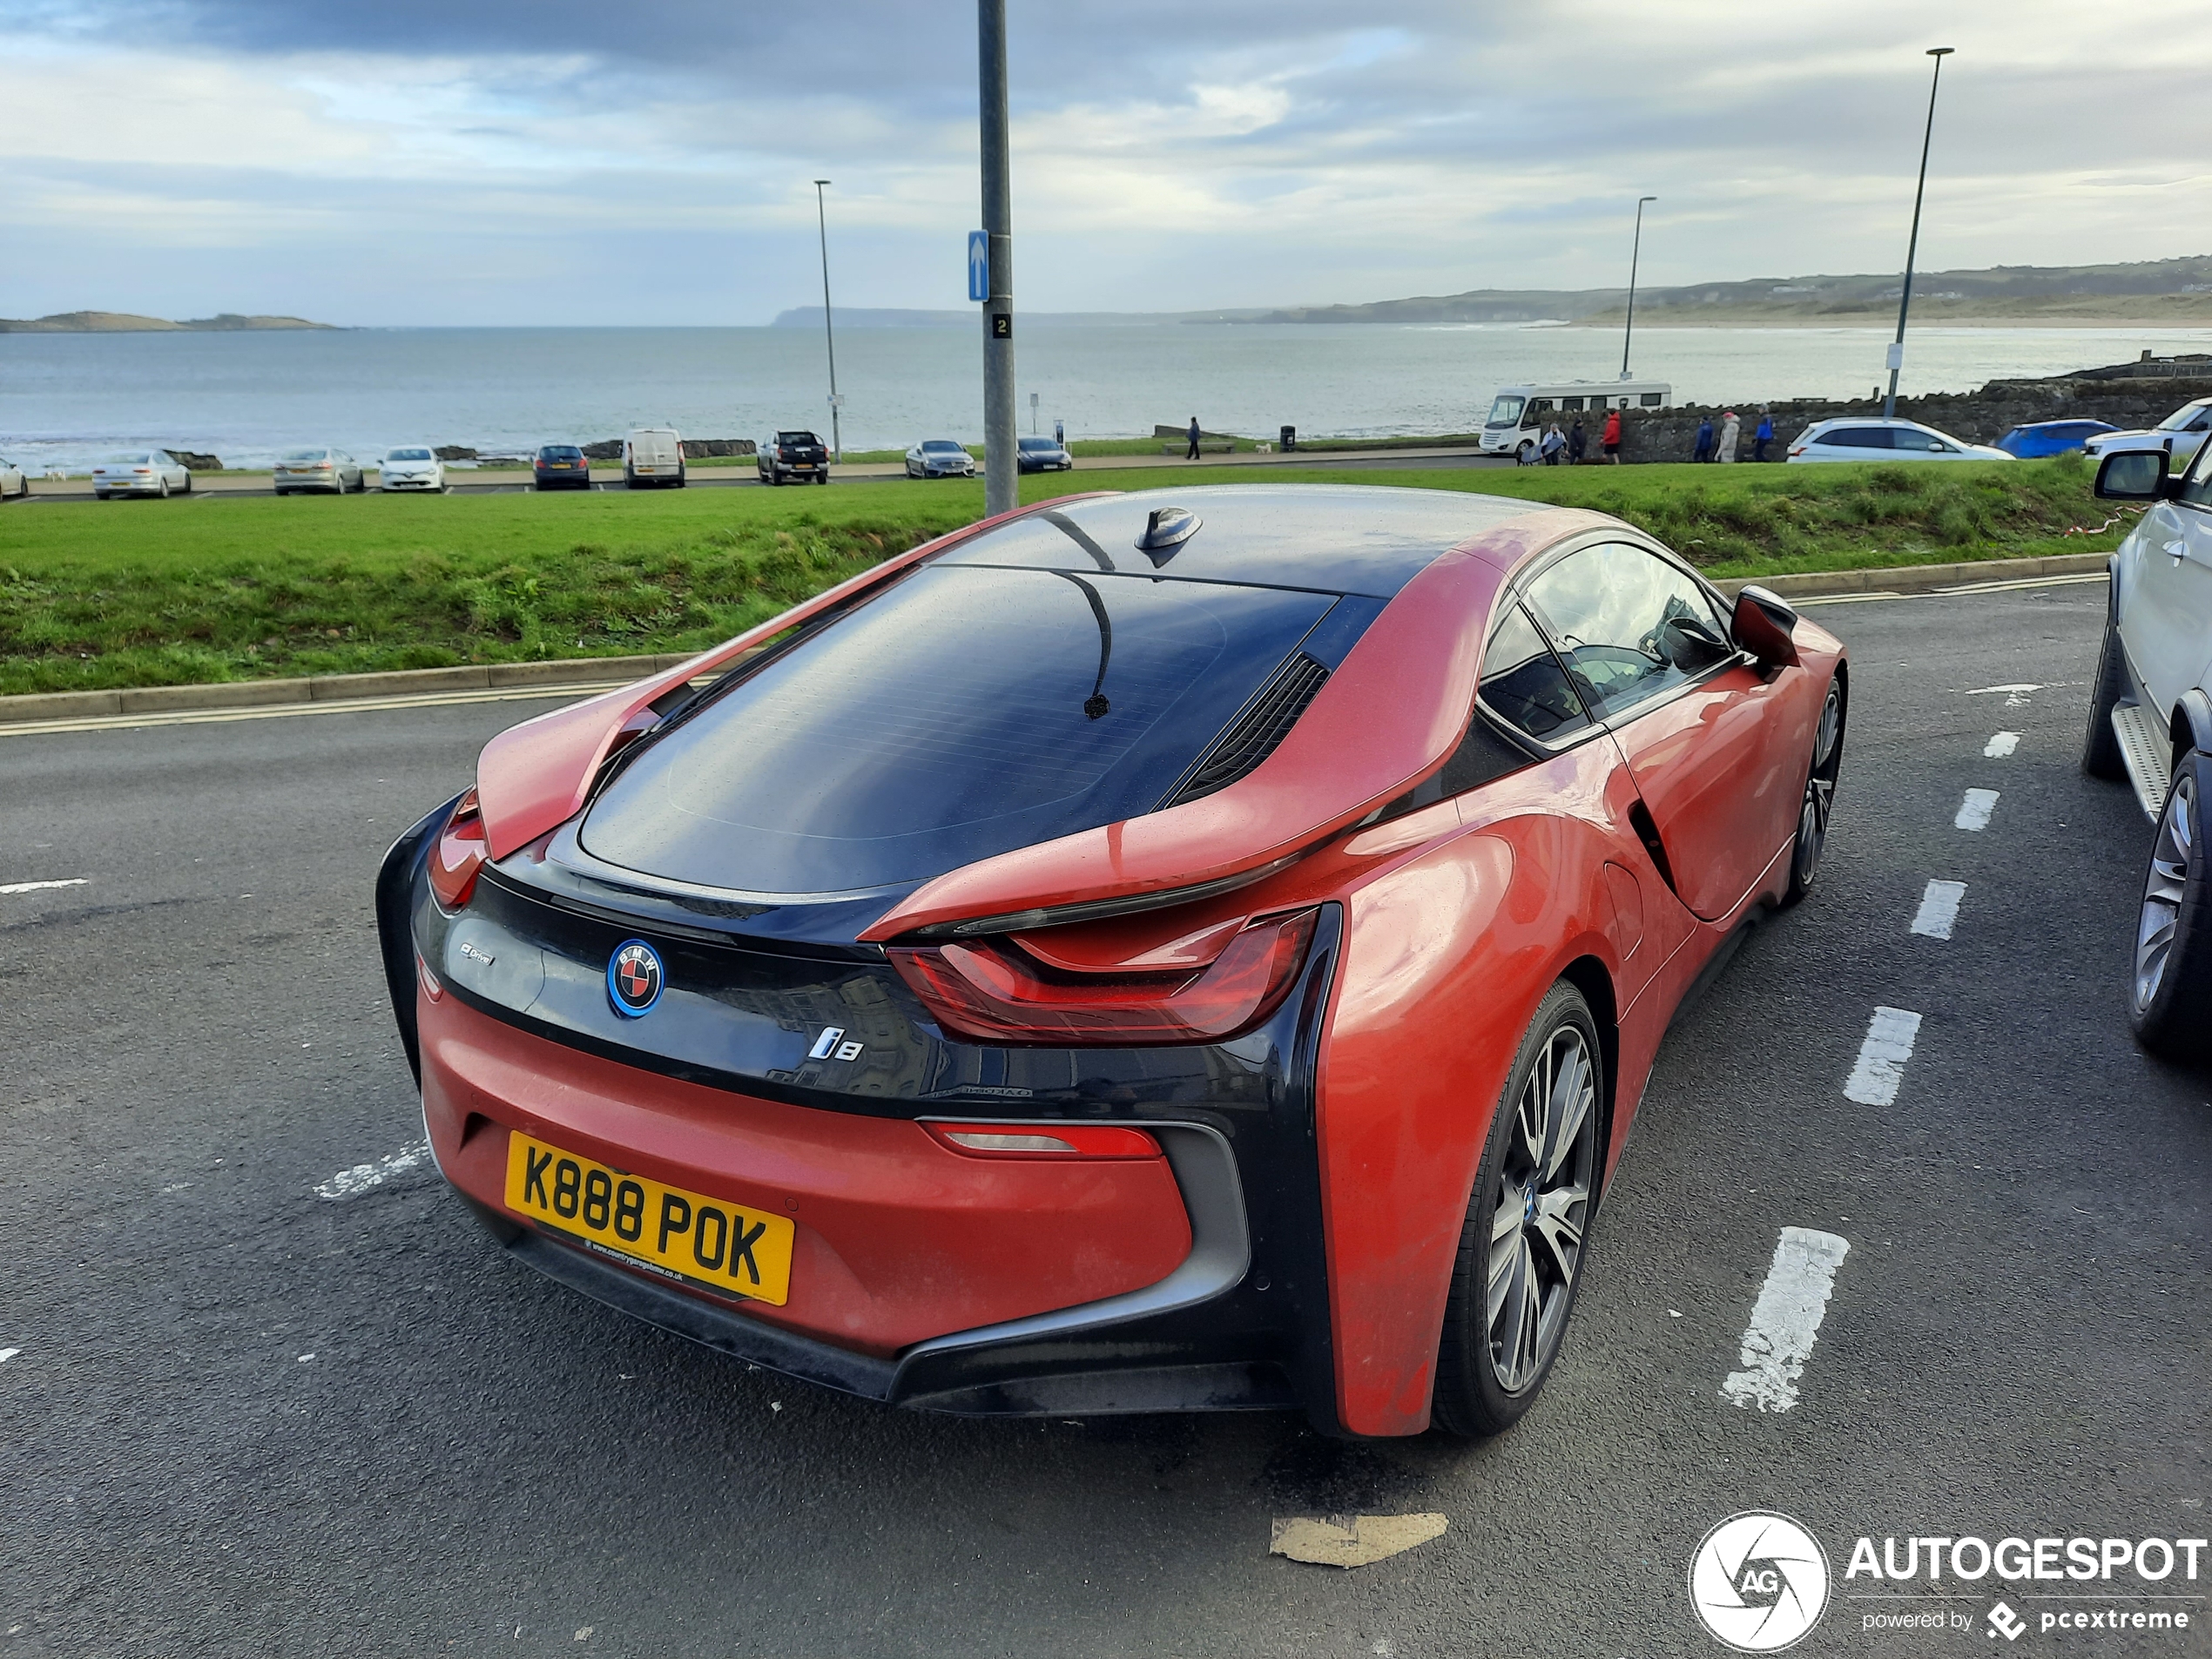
top-left (0, 311), bottom-right (337, 333)
top-left (1253, 256), bottom-right (2212, 327)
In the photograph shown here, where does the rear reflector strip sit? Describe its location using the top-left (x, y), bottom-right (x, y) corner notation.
top-left (925, 1122), bottom-right (1162, 1159)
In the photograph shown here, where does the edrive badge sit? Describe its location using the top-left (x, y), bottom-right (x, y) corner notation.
top-left (607, 940), bottom-right (664, 1018)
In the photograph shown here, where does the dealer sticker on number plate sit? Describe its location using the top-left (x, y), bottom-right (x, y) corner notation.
top-left (503, 1131), bottom-right (794, 1306)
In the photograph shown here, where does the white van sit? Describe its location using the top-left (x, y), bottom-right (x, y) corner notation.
top-left (624, 427), bottom-right (686, 489)
top-left (1480, 381), bottom-right (1673, 461)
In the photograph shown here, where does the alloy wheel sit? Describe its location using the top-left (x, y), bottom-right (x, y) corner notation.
top-left (1793, 681), bottom-right (1843, 889)
top-left (2135, 772), bottom-right (2195, 1014)
top-left (1486, 1024), bottom-right (1597, 1393)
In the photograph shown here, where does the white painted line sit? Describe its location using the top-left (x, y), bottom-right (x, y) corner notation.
top-left (1910, 880), bottom-right (1966, 940)
top-left (0, 878), bottom-right (88, 895)
top-left (1965, 682), bottom-right (2041, 698)
top-left (0, 681), bottom-right (630, 741)
top-left (1983, 732), bottom-right (2020, 758)
top-left (1844, 1006), bottom-right (1922, 1105)
top-left (0, 1348), bottom-right (18, 1365)
top-left (1954, 788), bottom-right (2000, 831)
top-left (1722, 1227), bottom-right (1851, 1413)
top-left (315, 1140), bottom-right (432, 1200)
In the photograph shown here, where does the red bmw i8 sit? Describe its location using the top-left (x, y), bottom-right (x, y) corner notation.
top-left (376, 484), bottom-right (1845, 1439)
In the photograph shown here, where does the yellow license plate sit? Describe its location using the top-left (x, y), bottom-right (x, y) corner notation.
top-left (504, 1131), bottom-right (793, 1306)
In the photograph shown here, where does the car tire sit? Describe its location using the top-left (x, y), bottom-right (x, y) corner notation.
top-left (2128, 750), bottom-right (2212, 1061)
top-left (181, 475), bottom-right (192, 495)
top-left (2083, 616), bottom-right (2130, 781)
top-left (815, 472), bottom-right (826, 485)
top-left (1783, 674), bottom-right (1846, 906)
top-left (158, 477), bottom-right (170, 498)
top-left (96, 491), bottom-right (111, 501)
top-left (1431, 979), bottom-right (1604, 1439)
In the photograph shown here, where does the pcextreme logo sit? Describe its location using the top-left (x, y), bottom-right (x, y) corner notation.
top-left (1689, 1512), bottom-right (1832, 1652)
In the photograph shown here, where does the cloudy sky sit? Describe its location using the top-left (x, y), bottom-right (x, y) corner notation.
top-left (2, 0), bottom-right (2207, 326)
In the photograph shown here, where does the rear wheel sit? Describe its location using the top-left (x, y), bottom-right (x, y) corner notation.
top-left (2129, 751), bottom-right (2212, 1061)
top-left (1432, 981), bottom-right (1602, 1439)
top-left (2083, 616), bottom-right (2129, 780)
top-left (1784, 675), bottom-right (1845, 906)
top-left (157, 477), bottom-right (170, 498)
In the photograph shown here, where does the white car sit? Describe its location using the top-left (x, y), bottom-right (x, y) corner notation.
top-left (378, 447), bottom-right (445, 492)
top-left (2084, 396), bottom-right (2212, 473)
top-left (92, 449), bottom-right (194, 499)
top-left (1786, 417), bottom-right (2011, 463)
top-left (905, 439), bottom-right (976, 478)
top-left (0, 454), bottom-right (25, 500)
top-left (2082, 437), bottom-right (2212, 1058)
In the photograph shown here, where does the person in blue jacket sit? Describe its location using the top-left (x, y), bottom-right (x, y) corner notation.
top-left (1754, 408), bottom-right (1775, 462)
top-left (1693, 415), bottom-right (1716, 463)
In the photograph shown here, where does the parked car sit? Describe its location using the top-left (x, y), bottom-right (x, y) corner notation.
top-left (1016, 436), bottom-right (1073, 473)
top-left (1786, 417), bottom-right (2011, 463)
top-left (758, 430), bottom-right (830, 486)
top-left (533, 445), bottom-right (591, 490)
top-left (624, 428), bottom-right (685, 489)
top-left (2083, 438), bottom-right (2212, 1059)
top-left (273, 448), bottom-right (365, 495)
top-left (0, 454), bottom-right (26, 500)
top-left (905, 439), bottom-right (976, 478)
top-left (1995, 420), bottom-right (2120, 459)
top-left (378, 447), bottom-right (445, 492)
top-left (92, 449), bottom-right (194, 499)
top-left (378, 484), bottom-right (1846, 1440)
top-left (2085, 396), bottom-right (2212, 472)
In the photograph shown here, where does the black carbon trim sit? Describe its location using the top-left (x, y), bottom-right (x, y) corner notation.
top-left (1163, 651), bottom-right (1331, 806)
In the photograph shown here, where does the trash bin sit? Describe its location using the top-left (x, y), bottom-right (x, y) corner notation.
top-left (1279, 426), bottom-right (1296, 453)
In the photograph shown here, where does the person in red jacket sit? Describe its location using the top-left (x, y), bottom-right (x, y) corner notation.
top-left (1602, 406), bottom-right (1624, 464)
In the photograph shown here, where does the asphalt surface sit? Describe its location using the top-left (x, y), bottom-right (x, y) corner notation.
top-left (2, 580), bottom-right (2206, 1657)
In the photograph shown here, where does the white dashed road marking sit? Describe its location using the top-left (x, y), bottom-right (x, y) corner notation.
top-left (1722, 1227), bottom-right (1851, 1413)
top-left (1844, 1007), bottom-right (1923, 1106)
top-left (1965, 683), bottom-right (2040, 708)
top-left (0, 1348), bottom-right (19, 1365)
top-left (1909, 880), bottom-right (1966, 940)
top-left (1983, 732), bottom-right (2020, 758)
top-left (316, 1141), bottom-right (432, 1200)
top-left (1954, 788), bottom-right (2000, 831)
top-left (0, 878), bottom-right (88, 895)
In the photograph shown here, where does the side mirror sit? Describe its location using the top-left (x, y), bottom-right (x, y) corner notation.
top-left (1730, 585), bottom-right (1800, 669)
top-left (2095, 447), bottom-right (2176, 502)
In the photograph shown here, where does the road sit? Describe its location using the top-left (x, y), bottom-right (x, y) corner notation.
top-left (2, 580), bottom-right (2205, 1657)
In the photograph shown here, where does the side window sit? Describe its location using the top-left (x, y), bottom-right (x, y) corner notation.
top-left (1523, 543), bottom-right (1737, 721)
top-left (1478, 604), bottom-right (1591, 742)
top-left (1639, 393), bottom-right (1663, 407)
top-left (2179, 435), bottom-right (2212, 509)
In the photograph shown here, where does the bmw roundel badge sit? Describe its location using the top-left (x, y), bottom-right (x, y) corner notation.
top-left (608, 940), bottom-right (665, 1017)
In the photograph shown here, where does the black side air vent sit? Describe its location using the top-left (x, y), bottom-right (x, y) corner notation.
top-left (1163, 653), bottom-right (1331, 807)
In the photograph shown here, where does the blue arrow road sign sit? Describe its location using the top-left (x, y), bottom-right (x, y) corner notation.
top-left (967, 231), bottom-right (989, 302)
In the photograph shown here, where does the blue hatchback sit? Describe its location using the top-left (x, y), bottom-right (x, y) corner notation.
top-left (1996, 420), bottom-right (2119, 459)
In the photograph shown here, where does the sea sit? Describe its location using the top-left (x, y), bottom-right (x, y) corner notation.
top-left (4, 322), bottom-right (2210, 474)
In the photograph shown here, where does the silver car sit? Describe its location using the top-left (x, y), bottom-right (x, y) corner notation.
top-left (273, 447), bottom-right (366, 496)
top-left (1785, 416), bottom-right (2010, 463)
top-left (0, 454), bottom-right (26, 501)
top-left (2084, 396), bottom-right (2212, 473)
top-left (92, 449), bottom-right (195, 499)
top-left (905, 439), bottom-right (976, 479)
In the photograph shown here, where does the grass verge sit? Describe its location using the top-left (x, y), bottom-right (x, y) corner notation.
top-left (0, 457), bottom-right (2126, 694)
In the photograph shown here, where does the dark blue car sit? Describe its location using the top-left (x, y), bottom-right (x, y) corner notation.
top-left (1996, 420), bottom-right (2119, 459)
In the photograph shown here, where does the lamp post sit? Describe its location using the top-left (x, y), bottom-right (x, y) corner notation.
top-left (812, 179), bottom-right (842, 463)
top-left (977, 0), bottom-right (1016, 518)
top-left (1884, 47), bottom-right (1954, 420)
top-left (1621, 195), bottom-right (1656, 381)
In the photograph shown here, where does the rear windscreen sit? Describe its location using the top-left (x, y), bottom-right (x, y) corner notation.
top-left (580, 564), bottom-right (1336, 895)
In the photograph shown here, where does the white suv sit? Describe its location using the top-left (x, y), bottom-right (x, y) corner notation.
top-left (2084, 396), bottom-right (2212, 473)
top-left (2083, 437), bottom-right (2212, 1056)
top-left (1786, 417), bottom-right (2010, 463)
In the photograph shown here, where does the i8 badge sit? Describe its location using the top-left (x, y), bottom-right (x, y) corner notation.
top-left (607, 940), bottom-right (665, 1018)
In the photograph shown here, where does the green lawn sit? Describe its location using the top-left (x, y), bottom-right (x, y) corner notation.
top-left (0, 457), bottom-right (2126, 695)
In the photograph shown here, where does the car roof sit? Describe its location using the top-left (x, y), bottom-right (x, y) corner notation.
top-left (1804, 416), bottom-right (1935, 432)
top-left (937, 484), bottom-right (1554, 599)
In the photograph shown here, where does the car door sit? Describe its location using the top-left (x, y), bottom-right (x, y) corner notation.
top-left (2123, 441), bottom-right (2212, 719)
top-left (1522, 539), bottom-right (1804, 922)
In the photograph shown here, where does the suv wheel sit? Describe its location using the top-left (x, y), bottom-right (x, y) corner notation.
top-left (2130, 750), bottom-right (2212, 1060)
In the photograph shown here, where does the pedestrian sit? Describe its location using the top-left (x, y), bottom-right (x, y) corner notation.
top-left (1055, 418), bottom-right (1065, 448)
top-left (1185, 416), bottom-right (1202, 461)
top-left (1753, 408), bottom-right (1773, 463)
top-left (1693, 414), bottom-right (1716, 463)
top-left (1541, 423), bottom-right (1565, 466)
top-left (1568, 418), bottom-right (1587, 465)
top-left (1717, 409), bottom-right (1741, 464)
top-left (1602, 406), bottom-right (1623, 464)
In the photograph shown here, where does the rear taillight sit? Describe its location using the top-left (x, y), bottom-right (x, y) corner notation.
top-left (925, 1123), bottom-right (1160, 1159)
top-left (428, 787), bottom-right (487, 910)
top-left (887, 907), bottom-right (1317, 1046)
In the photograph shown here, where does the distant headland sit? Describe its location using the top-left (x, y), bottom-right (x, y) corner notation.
top-left (0, 311), bottom-right (338, 334)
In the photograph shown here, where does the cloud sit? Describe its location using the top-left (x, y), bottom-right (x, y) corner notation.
top-left (0, 0), bottom-right (2206, 322)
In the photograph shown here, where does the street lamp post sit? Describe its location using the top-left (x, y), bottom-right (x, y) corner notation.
top-left (977, 0), bottom-right (1017, 518)
top-left (813, 179), bottom-right (842, 463)
top-left (1885, 47), bottom-right (1955, 420)
top-left (1621, 195), bottom-right (1656, 382)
